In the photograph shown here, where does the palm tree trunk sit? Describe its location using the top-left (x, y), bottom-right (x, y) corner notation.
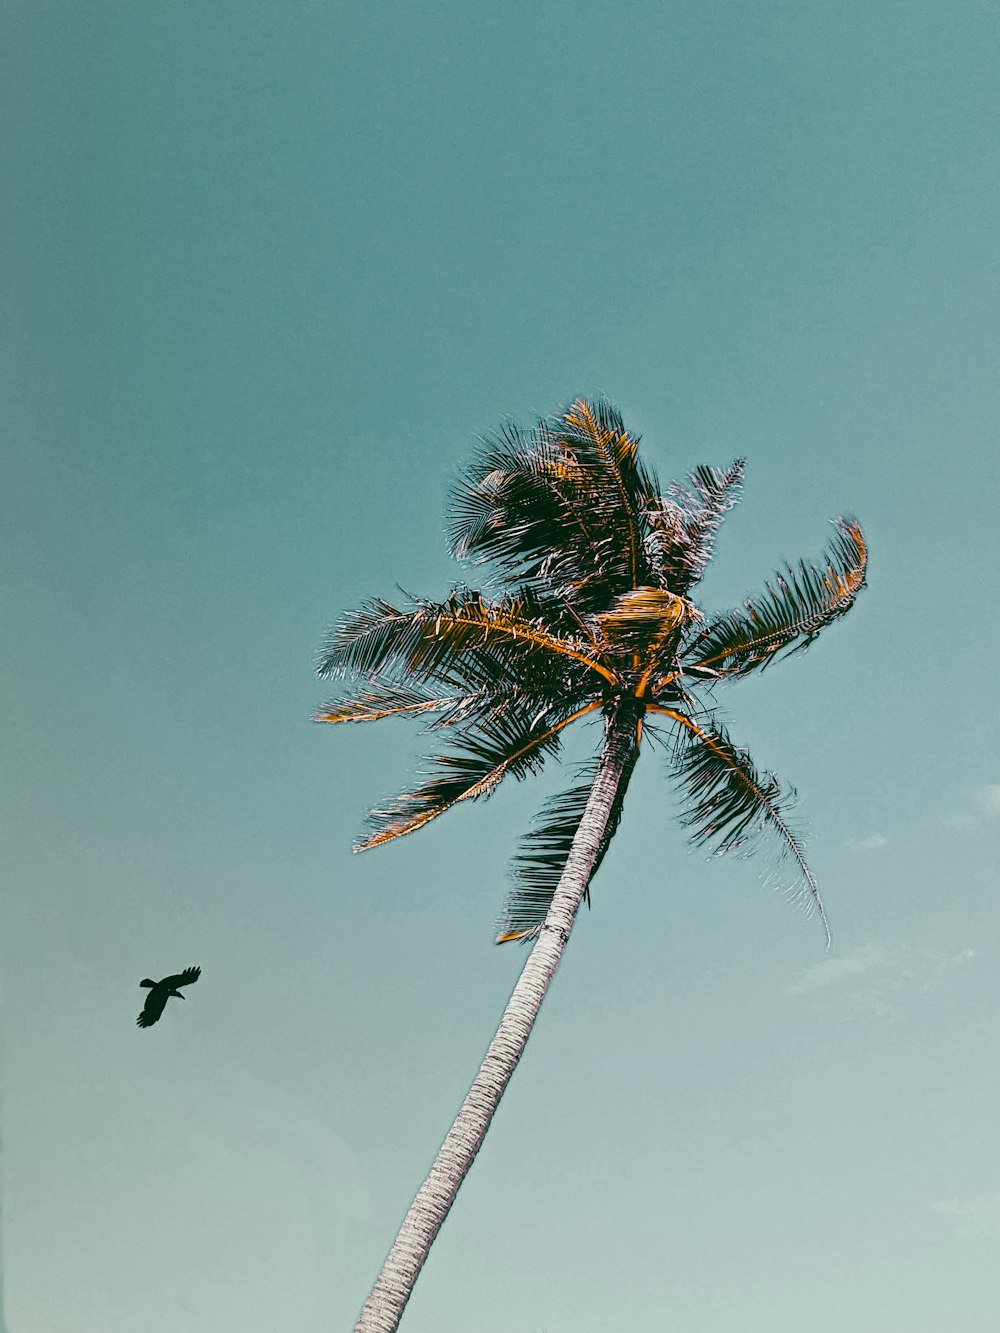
top-left (353, 700), bottom-right (642, 1333)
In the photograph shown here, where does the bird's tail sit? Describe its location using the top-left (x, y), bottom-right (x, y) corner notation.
top-left (139, 979), bottom-right (156, 988)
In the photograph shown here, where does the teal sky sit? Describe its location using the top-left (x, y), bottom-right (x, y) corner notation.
top-left (3, 1), bottom-right (1000, 1329)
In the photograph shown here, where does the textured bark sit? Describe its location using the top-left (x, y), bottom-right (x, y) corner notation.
top-left (353, 700), bottom-right (642, 1333)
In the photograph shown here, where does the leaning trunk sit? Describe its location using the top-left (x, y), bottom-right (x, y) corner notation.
top-left (353, 701), bottom-right (642, 1333)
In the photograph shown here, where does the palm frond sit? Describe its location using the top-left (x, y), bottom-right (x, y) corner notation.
top-left (358, 703), bottom-right (599, 850)
top-left (652, 707), bottom-right (829, 942)
top-left (647, 460), bottom-right (745, 593)
top-left (314, 679), bottom-right (484, 726)
top-left (494, 736), bottom-right (640, 944)
top-left (591, 587), bottom-right (695, 671)
top-left (449, 420), bottom-right (596, 579)
top-left (317, 589), bottom-right (617, 688)
top-left (553, 398), bottom-right (664, 590)
top-left (684, 517), bottom-right (867, 678)
top-left (449, 397), bottom-right (663, 611)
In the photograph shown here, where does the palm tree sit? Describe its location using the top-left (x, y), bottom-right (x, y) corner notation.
top-left (316, 397), bottom-right (867, 1333)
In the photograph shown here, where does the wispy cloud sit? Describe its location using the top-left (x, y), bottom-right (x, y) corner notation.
top-left (974, 784), bottom-right (1000, 817)
top-left (943, 783), bottom-right (1000, 833)
top-left (942, 812), bottom-right (978, 832)
top-left (845, 833), bottom-right (888, 853)
top-left (931, 1191), bottom-right (1000, 1234)
top-left (785, 943), bottom-right (892, 996)
top-left (784, 941), bottom-right (976, 1017)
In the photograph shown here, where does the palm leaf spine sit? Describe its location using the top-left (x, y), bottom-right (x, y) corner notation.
top-left (443, 611), bottom-right (617, 684)
top-left (319, 596), bottom-right (618, 687)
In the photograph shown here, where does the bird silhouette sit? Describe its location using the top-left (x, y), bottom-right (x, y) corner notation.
top-left (136, 966), bottom-right (201, 1028)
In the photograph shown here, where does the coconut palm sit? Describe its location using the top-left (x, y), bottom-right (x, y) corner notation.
top-left (316, 397), bottom-right (867, 1333)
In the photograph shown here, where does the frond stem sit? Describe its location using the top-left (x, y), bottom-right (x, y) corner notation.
top-left (446, 613), bottom-right (618, 686)
top-left (314, 698), bottom-right (455, 725)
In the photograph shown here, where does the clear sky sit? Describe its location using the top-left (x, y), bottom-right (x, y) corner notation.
top-left (2, 1), bottom-right (999, 1330)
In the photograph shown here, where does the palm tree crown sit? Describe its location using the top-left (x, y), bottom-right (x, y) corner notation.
top-left (318, 397), bottom-right (867, 945)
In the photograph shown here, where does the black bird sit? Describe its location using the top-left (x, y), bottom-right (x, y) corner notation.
top-left (136, 966), bottom-right (201, 1028)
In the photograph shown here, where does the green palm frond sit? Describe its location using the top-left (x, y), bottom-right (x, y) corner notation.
top-left (684, 517), bottom-right (866, 678)
top-left (358, 703), bottom-right (599, 850)
top-left (450, 398), bottom-right (663, 612)
top-left (449, 419), bottom-right (595, 581)
top-left (317, 648), bottom-right (595, 733)
top-left (645, 460), bottom-right (745, 593)
top-left (314, 679), bottom-right (484, 727)
top-left (317, 589), bottom-right (618, 689)
top-left (652, 708), bottom-right (829, 941)
top-left (552, 398), bottom-right (661, 591)
top-left (495, 735), bottom-right (640, 944)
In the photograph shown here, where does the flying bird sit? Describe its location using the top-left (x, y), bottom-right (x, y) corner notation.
top-left (136, 966), bottom-right (201, 1028)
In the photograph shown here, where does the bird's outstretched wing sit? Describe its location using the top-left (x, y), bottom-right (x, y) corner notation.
top-left (137, 989), bottom-right (168, 1028)
top-left (163, 966), bottom-right (201, 990)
